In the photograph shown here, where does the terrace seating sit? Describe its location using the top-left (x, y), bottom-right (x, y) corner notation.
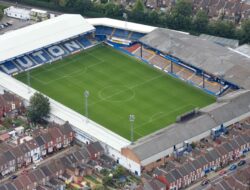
top-left (172, 64), bottom-right (183, 74)
top-left (205, 80), bottom-right (222, 94)
top-left (190, 75), bottom-right (203, 86)
top-left (134, 47), bottom-right (155, 60)
top-left (177, 68), bottom-right (194, 81)
top-left (150, 54), bottom-right (170, 69)
top-left (124, 43), bottom-right (141, 53)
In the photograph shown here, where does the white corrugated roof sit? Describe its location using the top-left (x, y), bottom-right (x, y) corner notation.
top-left (86, 18), bottom-right (156, 34)
top-left (0, 72), bottom-right (130, 151)
top-left (0, 14), bottom-right (95, 63)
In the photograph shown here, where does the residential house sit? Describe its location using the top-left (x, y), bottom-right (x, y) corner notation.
top-left (26, 139), bottom-right (40, 162)
top-left (86, 141), bottom-right (104, 160)
top-left (40, 132), bottom-right (53, 153)
top-left (34, 136), bottom-right (47, 157)
top-left (48, 126), bottom-right (63, 150)
top-left (58, 122), bottom-right (74, 147)
top-left (19, 143), bottom-right (31, 165)
top-left (73, 148), bottom-right (90, 164)
top-left (0, 155), bottom-right (8, 176)
top-left (18, 175), bottom-right (34, 190)
top-left (11, 146), bottom-right (24, 168)
top-left (32, 169), bottom-right (48, 185)
top-left (3, 151), bottom-right (16, 174)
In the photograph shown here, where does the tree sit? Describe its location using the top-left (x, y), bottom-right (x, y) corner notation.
top-left (172, 0), bottom-right (192, 17)
top-left (133, 0), bottom-right (145, 13)
top-left (192, 10), bottom-right (209, 33)
top-left (208, 20), bottom-right (236, 39)
top-left (170, 0), bottom-right (193, 31)
top-left (0, 9), bottom-right (3, 21)
top-left (241, 19), bottom-right (250, 43)
top-left (57, 0), bottom-right (68, 7)
top-left (94, 184), bottom-right (106, 190)
top-left (104, 3), bottom-right (121, 17)
top-left (113, 165), bottom-right (126, 178)
top-left (102, 176), bottom-right (112, 186)
top-left (27, 92), bottom-right (50, 124)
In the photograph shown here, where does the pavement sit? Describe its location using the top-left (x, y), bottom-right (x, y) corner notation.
top-left (0, 144), bottom-right (80, 184)
top-left (187, 153), bottom-right (250, 190)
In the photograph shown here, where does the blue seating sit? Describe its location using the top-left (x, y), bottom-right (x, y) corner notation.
top-left (15, 56), bottom-right (36, 70)
top-left (95, 26), bottom-right (105, 35)
top-left (77, 36), bottom-right (92, 48)
top-left (0, 61), bottom-right (20, 74)
top-left (30, 50), bottom-right (52, 64)
top-left (45, 45), bottom-right (69, 58)
top-left (113, 29), bottom-right (130, 39)
top-left (130, 32), bottom-right (145, 40)
top-left (0, 34), bottom-right (98, 75)
top-left (95, 26), bottom-right (114, 36)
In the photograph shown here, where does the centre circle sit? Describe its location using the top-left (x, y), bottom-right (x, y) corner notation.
top-left (99, 85), bottom-right (135, 102)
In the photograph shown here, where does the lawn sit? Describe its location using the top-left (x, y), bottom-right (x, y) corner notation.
top-left (15, 45), bottom-right (215, 140)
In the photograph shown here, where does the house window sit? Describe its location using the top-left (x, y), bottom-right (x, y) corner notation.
top-left (156, 159), bottom-right (161, 162)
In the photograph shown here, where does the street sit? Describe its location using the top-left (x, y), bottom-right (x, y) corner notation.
top-left (187, 153), bottom-right (250, 190)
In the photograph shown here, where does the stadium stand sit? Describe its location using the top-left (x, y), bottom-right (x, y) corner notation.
top-left (0, 61), bottom-right (19, 75)
top-left (15, 56), bottom-right (37, 70)
top-left (95, 26), bottom-right (114, 36)
top-left (150, 54), bottom-right (170, 69)
top-left (95, 25), bottom-right (145, 41)
top-left (123, 43), bottom-right (226, 95)
top-left (124, 43), bottom-right (141, 53)
top-left (130, 32), bottom-right (145, 40)
top-left (29, 50), bottom-right (52, 65)
top-left (77, 36), bottom-right (93, 48)
top-left (45, 45), bottom-right (69, 58)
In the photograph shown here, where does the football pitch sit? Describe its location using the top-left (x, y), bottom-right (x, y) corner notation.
top-left (15, 45), bottom-right (215, 140)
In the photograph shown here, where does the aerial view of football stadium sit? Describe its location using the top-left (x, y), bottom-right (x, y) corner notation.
top-left (0, 0), bottom-right (250, 189)
top-left (15, 44), bottom-right (215, 140)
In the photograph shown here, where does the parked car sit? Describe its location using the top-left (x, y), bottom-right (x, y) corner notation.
top-left (9, 175), bottom-right (17, 180)
top-left (201, 179), bottom-right (210, 186)
top-left (219, 170), bottom-right (227, 176)
top-left (238, 160), bottom-right (246, 166)
top-left (229, 164), bottom-right (237, 171)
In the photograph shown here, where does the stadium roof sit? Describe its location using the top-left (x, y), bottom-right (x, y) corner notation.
top-left (234, 44), bottom-right (250, 58)
top-left (86, 18), bottom-right (156, 34)
top-left (0, 14), bottom-right (95, 63)
top-left (140, 28), bottom-right (250, 89)
top-left (199, 34), bottom-right (239, 48)
top-left (127, 90), bottom-right (250, 166)
top-left (0, 72), bottom-right (130, 151)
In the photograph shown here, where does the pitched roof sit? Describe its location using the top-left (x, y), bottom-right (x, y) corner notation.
top-left (140, 28), bottom-right (250, 89)
top-left (34, 136), bottom-right (46, 147)
top-left (40, 165), bottom-right (53, 177)
top-left (4, 183), bottom-right (17, 190)
top-left (19, 143), bottom-right (30, 154)
top-left (4, 151), bottom-right (15, 161)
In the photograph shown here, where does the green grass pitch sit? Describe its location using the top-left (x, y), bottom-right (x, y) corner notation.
top-left (15, 45), bottom-right (215, 140)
